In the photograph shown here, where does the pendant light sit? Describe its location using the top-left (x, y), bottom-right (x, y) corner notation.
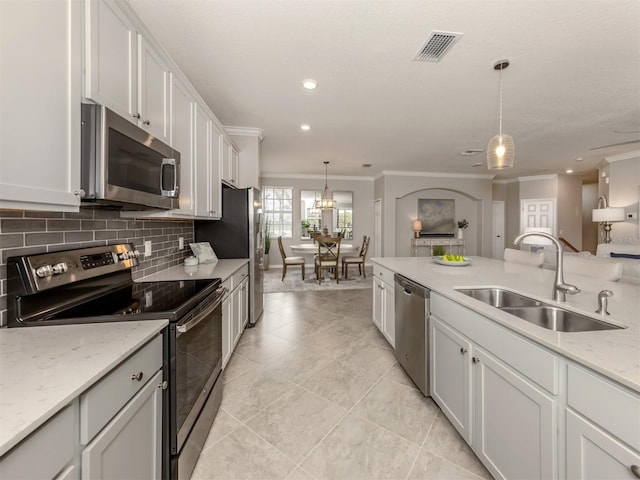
top-left (487, 59), bottom-right (515, 169)
top-left (314, 161), bottom-right (337, 210)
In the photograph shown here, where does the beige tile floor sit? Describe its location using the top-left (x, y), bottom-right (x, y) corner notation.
top-left (192, 289), bottom-right (493, 480)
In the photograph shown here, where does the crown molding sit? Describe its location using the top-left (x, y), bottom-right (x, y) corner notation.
top-left (260, 172), bottom-right (373, 181)
top-left (224, 126), bottom-right (264, 140)
top-left (492, 178), bottom-right (519, 184)
top-left (605, 150), bottom-right (640, 162)
top-left (518, 174), bottom-right (557, 182)
top-left (380, 170), bottom-right (495, 180)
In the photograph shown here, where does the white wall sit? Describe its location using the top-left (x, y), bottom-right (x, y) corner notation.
top-left (557, 174), bottom-right (583, 250)
top-left (377, 173), bottom-right (494, 258)
top-left (607, 155), bottom-right (640, 242)
top-left (582, 183), bottom-right (599, 253)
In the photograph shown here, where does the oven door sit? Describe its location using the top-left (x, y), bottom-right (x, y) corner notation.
top-left (170, 287), bottom-right (224, 454)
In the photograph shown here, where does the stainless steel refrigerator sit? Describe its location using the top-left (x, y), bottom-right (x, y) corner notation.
top-left (194, 186), bottom-right (264, 326)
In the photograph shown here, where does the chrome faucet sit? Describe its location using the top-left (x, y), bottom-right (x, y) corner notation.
top-left (513, 231), bottom-right (581, 302)
top-left (595, 290), bottom-right (613, 315)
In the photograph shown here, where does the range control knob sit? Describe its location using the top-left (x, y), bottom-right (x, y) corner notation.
top-left (35, 265), bottom-right (53, 278)
top-left (52, 262), bottom-right (68, 275)
top-left (132, 250), bottom-right (141, 258)
top-left (118, 252), bottom-right (130, 261)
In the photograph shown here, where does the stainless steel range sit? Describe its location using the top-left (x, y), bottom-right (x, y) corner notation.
top-left (7, 243), bottom-right (224, 480)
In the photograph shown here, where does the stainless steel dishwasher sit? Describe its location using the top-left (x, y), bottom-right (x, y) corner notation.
top-left (394, 274), bottom-right (430, 396)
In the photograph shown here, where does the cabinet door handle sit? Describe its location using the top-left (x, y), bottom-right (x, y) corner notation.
top-left (460, 347), bottom-right (468, 354)
top-left (472, 357), bottom-right (480, 364)
top-left (132, 113), bottom-right (141, 120)
top-left (131, 372), bottom-right (144, 382)
top-left (631, 465), bottom-right (640, 478)
top-left (158, 380), bottom-right (168, 390)
top-left (143, 120), bottom-right (151, 126)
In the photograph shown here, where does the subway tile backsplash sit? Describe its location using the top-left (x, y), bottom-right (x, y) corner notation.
top-left (0, 209), bottom-right (194, 327)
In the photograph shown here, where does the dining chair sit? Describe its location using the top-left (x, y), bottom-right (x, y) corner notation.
top-left (503, 248), bottom-right (545, 267)
top-left (314, 235), bottom-right (342, 284)
top-left (342, 235), bottom-right (370, 279)
top-left (278, 236), bottom-right (305, 281)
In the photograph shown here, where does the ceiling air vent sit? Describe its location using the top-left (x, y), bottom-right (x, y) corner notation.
top-left (414, 31), bottom-right (463, 63)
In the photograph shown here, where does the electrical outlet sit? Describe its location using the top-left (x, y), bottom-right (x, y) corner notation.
top-left (145, 291), bottom-right (153, 307)
top-left (628, 212), bottom-right (638, 220)
top-left (178, 237), bottom-right (184, 250)
top-left (144, 240), bottom-right (152, 257)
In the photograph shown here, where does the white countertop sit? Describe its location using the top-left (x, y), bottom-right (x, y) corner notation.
top-left (372, 256), bottom-right (640, 392)
top-left (0, 320), bottom-right (167, 457)
top-left (137, 258), bottom-right (249, 282)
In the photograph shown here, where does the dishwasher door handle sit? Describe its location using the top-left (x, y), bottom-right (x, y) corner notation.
top-left (403, 288), bottom-right (412, 296)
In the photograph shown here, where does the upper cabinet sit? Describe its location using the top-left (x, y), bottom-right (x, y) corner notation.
top-left (85, 0), bottom-right (170, 143)
top-left (221, 137), bottom-right (239, 187)
top-left (0, 0), bottom-right (82, 212)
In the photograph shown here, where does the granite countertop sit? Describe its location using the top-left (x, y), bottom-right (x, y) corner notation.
top-left (372, 256), bottom-right (640, 392)
top-left (0, 320), bottom-right (168, 457)
top-left (137, 258), bottom-right (249, 282)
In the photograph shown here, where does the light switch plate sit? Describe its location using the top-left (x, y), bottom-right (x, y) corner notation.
top-left (178, 237), bottom-right (184, 249)
top-left (144, 240), bottom-right (152, 257)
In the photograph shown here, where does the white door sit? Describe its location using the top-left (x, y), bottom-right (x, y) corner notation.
top-left (138, 35), bottom-right (170, 142)
top-left (491, 201), bottom-right (505, 259)
top-left (170, 76), bottom-right (194, 215)
top-left (521, 199), bottom-right (556, 234)
top-left (374, 199), bottom-right (382, 258)
top-left (193, 104), bottom-right (211, 218)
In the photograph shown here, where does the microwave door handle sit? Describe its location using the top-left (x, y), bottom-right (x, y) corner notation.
top-left (161, 158), bottom-right (178, 198)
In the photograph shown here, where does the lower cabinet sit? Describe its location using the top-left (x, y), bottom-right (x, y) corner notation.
top-left (566, 410), bottom-right (640, 479)
top-left (81, 370), bottom-right (163, 479)
top-left (430, 294), bottom-right (557, 479)
top-left (222, 265), bottom-right (250, 368)
top-left (0, 334), bottom-right (164, 480)
top-left (372, 263), bottom-right (395, 347)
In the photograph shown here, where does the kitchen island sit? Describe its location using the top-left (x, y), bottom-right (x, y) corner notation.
top-left (373, 255), bottom-right (640, 479)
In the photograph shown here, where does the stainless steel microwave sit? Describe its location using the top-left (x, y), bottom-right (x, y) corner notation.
top-left (81, 104), bottom-right (180, 210)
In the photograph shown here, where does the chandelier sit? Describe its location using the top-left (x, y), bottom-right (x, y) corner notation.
top-left (313, 161), bottom-right (337, 210)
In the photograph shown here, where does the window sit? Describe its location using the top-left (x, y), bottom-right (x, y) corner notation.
top-left (299, 190), bottom-right (353, 239)
top-left (262, 187), bottom-right (293, 238)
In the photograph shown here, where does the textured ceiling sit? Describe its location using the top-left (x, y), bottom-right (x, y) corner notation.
top-left (127, 0), bottom-right (640, 179)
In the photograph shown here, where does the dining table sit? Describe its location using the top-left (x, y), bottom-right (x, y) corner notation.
top-left (289, 243), bottom-right (358, 265)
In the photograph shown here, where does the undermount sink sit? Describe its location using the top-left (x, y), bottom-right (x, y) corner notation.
top-left (456, 288), bottom-right (542, 308)
top-left (456, 288), bottom-right (623, 332)
top-left (500, 306), bottom-right (624, 332)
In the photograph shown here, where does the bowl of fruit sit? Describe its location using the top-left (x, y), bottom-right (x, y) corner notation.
top-left (434, 254), bottom-right (471, 267)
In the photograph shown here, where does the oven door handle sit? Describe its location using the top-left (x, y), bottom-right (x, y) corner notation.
top-left (176, 287), bottom-right (226, 336)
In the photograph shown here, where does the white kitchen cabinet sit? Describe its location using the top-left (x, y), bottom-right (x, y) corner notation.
top-left (222, 265), bottom-right (250, 369)
top-left (473, 345), bottom-right (555, 480)
top-left (193, 102), bottom-right (222, 219)
top-left (0, 333), bottom-right (164, 479)
top-left (221, 137), bottom-right (240, 187)
top-left (0, 0), bottom-right (82, 212)
top-left (566, 362), bottom-right (640, 478)
top-left (431, 316), bottom-right (472, 443)
top-left (85, 0), bottom-right (170, 143)
top-left (82, 370), bottom-right (163, 480)
top-left (372, 263), bottom-right (395, 347)
top-left (430, 292), bottom-right (557, 479)
top-left (0, 403), bottom-right (77, 479)
top-left (566, 410), bottom-right (640, 479)
top-left (168, 74), bottom-right (195, 216)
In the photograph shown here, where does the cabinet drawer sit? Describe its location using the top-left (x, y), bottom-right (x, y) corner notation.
top-left (0, 403), bottom-right (76, 479)
top-left (373, 263), bottom-right (394, 286)
top-left (80, 335), bottom-right (162, 444)
top-left (431, 293), bottom-right (558, 394)
top-left (232, 264), bottom-right (249, 291)
top-left (567, 363), bottom-right (640, 451)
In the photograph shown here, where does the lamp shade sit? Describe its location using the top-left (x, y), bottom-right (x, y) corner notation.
top-left (487, 134), bottom-right (515, 169)
top-left (592, 208), bottom-right (625, 223)
top-left (412, 220), bottom-right (422, 232)
top-left (521, 227), bottom-right (553, 245)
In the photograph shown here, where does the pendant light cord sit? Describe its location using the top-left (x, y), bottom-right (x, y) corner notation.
top-left (498, 66), bottom-right (503, 136)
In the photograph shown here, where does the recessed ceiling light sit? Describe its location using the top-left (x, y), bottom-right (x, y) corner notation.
top-left (362, 163), bottom-right (372, 168)
top-left (565, 169), bottom-right (574, 174)
top-left (302, 79), bottom-right (317, 90)
top-left (460, 149), bottom-right (483, 156)
top-left (472, 162), bottom-right (484, 167)
top-left (300, 124), bottom-right (311, 131)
